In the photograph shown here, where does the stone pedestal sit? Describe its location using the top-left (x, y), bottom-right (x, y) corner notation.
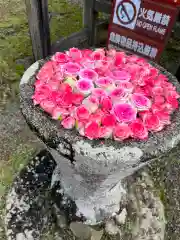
top-left (4, 59), bottom-right (180, 240)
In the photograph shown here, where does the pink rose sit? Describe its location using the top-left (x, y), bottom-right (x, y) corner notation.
top-left (99, 127), bottom-right (113, 139)
top-left (76, 79), bottom-right (94, 95)
top-left (47, 78), bottom-right (60, 90)
top-left (64, 62), bottom-right (81, 76)
top-left (59, 83), bottom-right (72, 93)
top-left (129, 121), bottom-right (148, 140)
top-left (156, 111), bottom-right (171, 125)
top-left (91, 49), bottom-right (105, 60)
top-left (67, 48), bottom-right (82, 62)
top-left (78, 69), bottom-right (98, 81)
top-left (84, 122), bottom-right (99, 140)
top-left (81, 49), bottom-right (93, 58)
top-left (113, 103), bottom-right (137, 123)
top-left (56, 91), bottom-right (73, 107)
top-left (36, 61), bottom-right (54, 81)
top-left (114, 52), bottom-right (126, 66)
top-left (52, 52), bottom-right (69, 64)
top-left (101, 96), bottom-right (112, 112)
top-left (92, 88), bottom-right (107, 99)
top-left (76, 105), bottom-right (90, 121)
top-left (106, 49), bottom-right (117, 58)
top-left (143, 113), bottom-right (163, 132)
top-left (109, 87), bottom-right (126, 103)
top-left (89, 109), bottom-right (104, 124)
top-left (72, 93), bottom-right (84, 105)
top-left (109, 70), bottom-right (130, 82)
top-left (95, 77), bottom-right (113, 88)
top-left (61, 116), bottom-right (75, 129)
top-left (166, 96), bottom-right (179, 109)
top-left (32, 91), bottom-right (48, 105)
top-left (154, 96), bottom-right (165, 105)
top-left (51, 107), bottom-right (69, 120)
top-left (102, 114), bottom-right (116, 127)
top-left (116, 82), bottom-right (134, 93)
top-left (151, 86), bottom-right (164, 96)
top-left (83, 96), bottom-right (99, 113)
top-left (75, 120), bottom-right (85, 136)
top-left (131, 93), bottom-right (151, 110)
top-left (113, 123), bottom-right (131, 141)
top-left (40, 100), bottom-right (56, 115)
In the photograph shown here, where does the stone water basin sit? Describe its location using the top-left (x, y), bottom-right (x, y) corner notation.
top-left (5, 59), bottom-right (180, 240)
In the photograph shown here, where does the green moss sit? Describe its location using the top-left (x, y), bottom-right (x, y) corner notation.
top-left (0, 144), bottom-right (35, 239)
top-left (0, 0), bottom-right (82, 106)
top-left (48, 0), bottom-right (82, 42)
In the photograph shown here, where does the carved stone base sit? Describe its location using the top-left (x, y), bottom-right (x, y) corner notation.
top-left (5, 149), bottom-right (166, 240)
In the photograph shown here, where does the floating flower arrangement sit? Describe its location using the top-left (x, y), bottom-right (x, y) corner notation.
top-left (32, 48), bottom-right (179, 141)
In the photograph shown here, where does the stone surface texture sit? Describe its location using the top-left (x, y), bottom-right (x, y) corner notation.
top-left (19, 59), bottom-right (180, 225)
top-left (5, 150), bottom-right (166, 240)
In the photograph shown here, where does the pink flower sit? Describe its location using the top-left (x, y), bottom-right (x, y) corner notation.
top-left (151, 86), bottom-right (164, 96)
top-left (34, 79), bottom-right (44, 89)
top-left (61, 116), bottom-right (75, 129)
top-left (59, 83), bottom-right (72, 93)
top-left (67, 48), bottom-right (82, 61)
top-left (48, 78), bottom-right (60, 90)
top-left (52, 52), bottom-right (69, 63)
top-left (102, 114), bottom-right (116, 127)
top-left (156, 111), bottom-right (171, 125)
top-left (56, 91), bottom-right (73, 107)
top-left (129, 120), bottom-right (148, 140)
top-left (109, 70), bottom-right (131, 82)
top-left (91, 49), bottom-right (105, 60)
top-left (166, 96), bottom-right (179, 109)
top-left (51, 107), bottom-right (69, 120)
top-left (76, 120), bottom-right (85, 136)
top-left (32, 92), bottom-right (47, 105)
top-left (76, 105), bottom-right (90, 121)
top-left (143, 113), bottom-right (163, 132)
top-left (101, 96), bottom-right (112, 112)
top-left (64, 62), bottom-right (81, 76)
top-left (83, 96), bottom-right (99, 113)
top-left (106, 49), bottom-right (117, 58)
top-left (99, 127), bottom-right (113, 139)
top-left (92, 88), bottom-right (107, 98)
top-left (36, 61), bottom-right (54, 81)
top-left (95, 77), bottom-right (113, 88)
top-left (116, 82), bottom-right (134, 93)
top-left (89, 109), bottom-right (104, 124)
top-left (78, 69), bottom-right (98, 81)
top-left (154, 95), bottom-right (165, 105)
top-left (113, 123), bottom-right (131, 141)
top-left (85, 122), bottom-right (99, 140)
top-left (72, 93), bottom-right (84, 105)
top-left (40, 100), bottom-right (56, 115)
top-left (114, 52), bottom-right (126, 66)
top-left (81, 49), bottom-right (93, 58)
top-left (113, 103), bottom-right (137, 123)
top-left (76, 79), bottom-right (94, 95)
top-left (131, 93), bottom-right (151, 110)
top-left (109, 87), bottom-right (126, 103)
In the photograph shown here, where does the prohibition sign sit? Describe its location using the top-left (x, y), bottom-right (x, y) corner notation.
top-left (116, 0), bottom-right (137, 25)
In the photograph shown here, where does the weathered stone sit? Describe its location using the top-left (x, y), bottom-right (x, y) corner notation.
top-left (90, 228), bottom-right (104, 240)
top-left (115, 208), bottom-right (127, 225)
top-left (19, 59), bottom-right (180, 225)
top-left (105, 220), bottom-right (119, 236)
top-left (70, 222), bottom-right (92, 240)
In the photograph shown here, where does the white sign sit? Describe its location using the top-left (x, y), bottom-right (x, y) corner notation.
top-left (113, 0), bottom-right (141, 30)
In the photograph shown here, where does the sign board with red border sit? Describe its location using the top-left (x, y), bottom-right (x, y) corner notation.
top-left (107, 0), bottom-right (179, 61)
